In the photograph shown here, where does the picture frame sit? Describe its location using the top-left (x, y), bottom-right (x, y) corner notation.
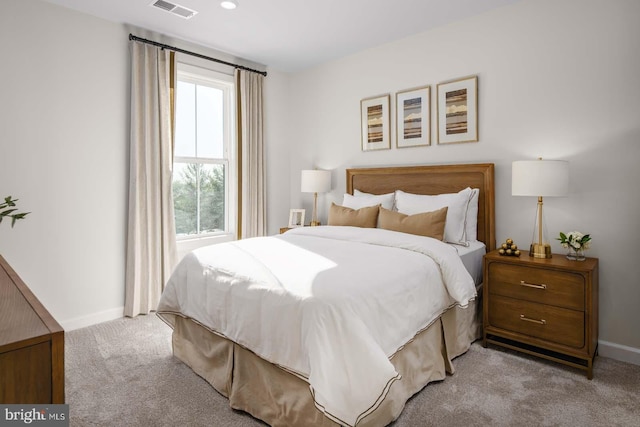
top-left (396, 86), bottom-right (431, 148)
top-left (437, 76), bottom-right (478, 144)
top-left (360, 94), bottom-right (391, 151)
top-left (288, 209), bottom-right (305, 228)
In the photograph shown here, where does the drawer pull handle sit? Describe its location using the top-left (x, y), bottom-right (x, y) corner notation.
top-left (519, 280), bottom-right (546, 290)
top-left (520, 314), bottom-right (546, 325)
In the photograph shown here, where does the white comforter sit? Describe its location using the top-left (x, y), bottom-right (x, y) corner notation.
top-left (157, 226), bottom-right (476, 426)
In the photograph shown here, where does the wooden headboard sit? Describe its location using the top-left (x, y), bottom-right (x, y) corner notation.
top-left (346, 163), bottom-right (496, 251)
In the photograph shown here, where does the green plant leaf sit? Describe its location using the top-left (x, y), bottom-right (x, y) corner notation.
top-left (1, 195), bottom-right (28, 229)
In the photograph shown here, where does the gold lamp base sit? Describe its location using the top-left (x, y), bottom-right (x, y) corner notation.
top-left (310, 221), bottom-right (321, 227)
top-left (529, 243), bottom-right (552, 259)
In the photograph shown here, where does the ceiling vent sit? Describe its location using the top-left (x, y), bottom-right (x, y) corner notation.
top-left (150, 0), bottom-right (198, 19)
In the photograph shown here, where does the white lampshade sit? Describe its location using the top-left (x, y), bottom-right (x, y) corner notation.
top-left (512, 158), bottom-right (569, 259)
top-left (301, 170), bottom-right (331, 194)
top-left (512, 160), bottom-right (569, 197)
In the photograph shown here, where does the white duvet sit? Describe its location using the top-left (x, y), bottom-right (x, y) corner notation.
top-left (157, 226), bottom-right (476, 426)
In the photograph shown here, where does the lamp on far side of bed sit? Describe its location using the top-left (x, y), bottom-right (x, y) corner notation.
top-left (512, 158), bottom-right (569, 259)
top-left (301, 169), bottom-right (331, 226)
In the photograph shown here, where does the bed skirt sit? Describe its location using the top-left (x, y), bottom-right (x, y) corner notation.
top-left (162, 290), bottom-right (481, 427)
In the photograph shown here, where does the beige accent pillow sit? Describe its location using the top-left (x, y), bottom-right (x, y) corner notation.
top-left (378, 206), bottom-right (448, 240)
top-left (328, 203), bottom-right (380, 228)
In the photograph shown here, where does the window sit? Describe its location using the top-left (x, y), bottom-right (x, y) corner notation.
top-left (173, 64), bottom-right (236, 239)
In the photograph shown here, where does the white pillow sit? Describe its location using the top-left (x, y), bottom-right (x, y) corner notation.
top-left (343, 190), bottom-right (395, 210)
top-left (354, 190), bottom-right (396, 210)
top-left (465, 188), bottom-right (480, 242)
top-left (395, 188), bottom-right (473, 245)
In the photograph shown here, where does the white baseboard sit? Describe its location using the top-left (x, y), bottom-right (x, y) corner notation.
top-left (61, 306), bottom-right (124, 331)
top-left (599, 340), bottom-right (640, 366)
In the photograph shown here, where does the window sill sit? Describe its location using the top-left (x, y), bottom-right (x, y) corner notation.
top-left (176, 233), bottom-right (236, 260)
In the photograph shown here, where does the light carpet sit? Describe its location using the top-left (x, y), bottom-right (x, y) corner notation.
top-left (66, 315), bottom-right (640, 426)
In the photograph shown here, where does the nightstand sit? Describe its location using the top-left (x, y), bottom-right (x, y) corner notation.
top-left (483, 250), bottom-right (599, 379)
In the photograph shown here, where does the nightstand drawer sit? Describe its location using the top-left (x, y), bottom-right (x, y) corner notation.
top-left (489, 295), bottom-right (585, 349)
top-left (488, 263), bottom-right (585, 311)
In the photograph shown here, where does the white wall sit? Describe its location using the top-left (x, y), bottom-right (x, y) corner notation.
top-left (263, 69), bottom-right (292, 235)
top-left (278, 0), bottom-right (640, 360)
top-left (0, 0), bottom-right (129, 329)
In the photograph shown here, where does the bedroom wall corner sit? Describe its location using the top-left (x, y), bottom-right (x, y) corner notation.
top-left (263, 68), bottom-right (293, 235)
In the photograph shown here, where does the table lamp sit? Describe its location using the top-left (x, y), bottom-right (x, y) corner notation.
top-left (301, 170), bottom-right (331, 226)
top-left (512, 158), bottom-right (569, 258)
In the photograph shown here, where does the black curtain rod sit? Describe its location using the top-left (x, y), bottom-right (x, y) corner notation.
top-left (129, 34), bottom-right (267, 77)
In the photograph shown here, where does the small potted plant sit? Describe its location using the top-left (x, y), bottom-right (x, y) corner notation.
top-left (0, 196), bottom-right (30, 228)
top-left (557, 231), bottom-right (591, 261)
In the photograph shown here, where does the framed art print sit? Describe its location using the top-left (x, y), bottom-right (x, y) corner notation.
top-left (437, 76), bottom-right (478, 144)
top-left (396, 86), bottom-right (430, 148)
top-left (361, 94), bottom-right (390, 151)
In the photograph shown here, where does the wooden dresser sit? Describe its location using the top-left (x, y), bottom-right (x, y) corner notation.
top-left (483, 250), bottom-right (598, 379)
top-left (0, 255), bottom-right (65, 403)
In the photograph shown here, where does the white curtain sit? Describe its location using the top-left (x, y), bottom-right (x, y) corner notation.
top-left (236, 69), bottom-right (266, 239)
top-left (125, 42), bottom-right (178, 317)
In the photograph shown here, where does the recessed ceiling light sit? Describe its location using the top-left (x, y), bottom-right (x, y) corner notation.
top-left (220, 0), bottom-right (238, 9)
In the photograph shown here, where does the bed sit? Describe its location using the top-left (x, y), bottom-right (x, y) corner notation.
top-left (157, 163), bottom-right (495, 427)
